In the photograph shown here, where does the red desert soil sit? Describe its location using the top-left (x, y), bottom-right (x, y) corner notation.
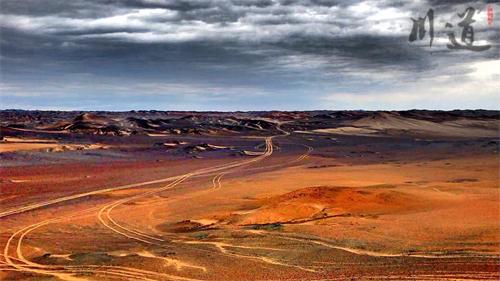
top-left (0, 110), bottom-right (499, 280)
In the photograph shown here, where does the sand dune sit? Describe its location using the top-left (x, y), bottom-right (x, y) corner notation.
top-left (307, 126), bottom-right (379, 136)
top-left (349, 112), bottom-right (498, 137)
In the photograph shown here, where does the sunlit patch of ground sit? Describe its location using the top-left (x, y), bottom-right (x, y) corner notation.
top-left (0, 137), bottom-right (106, 153)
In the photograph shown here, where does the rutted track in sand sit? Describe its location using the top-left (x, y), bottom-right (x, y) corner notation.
top-left (249, 230), bottom-right (500, 259)
top-left (0, 134), bottom-right (279, 280)
top-left (93, 131), bottom-right (321, 275)
top-left (0, 136), bottom-right (275, 219)
top-left (211, 173), bottom-right (225, 190)
top-left (2, 207), bottom-right (200, 281)
top-left (98, 175), bottom-right (191, 244)
top-left (96, 136), bottom-right (274, 245)
top-left (0, 176), bottom-right (185, 218)
top-left (1, 130), bottom-right (335, 280)
top-left (178, 239), bottom-right (317, 273)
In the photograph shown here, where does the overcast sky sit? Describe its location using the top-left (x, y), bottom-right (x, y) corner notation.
top-left (0, 0), bottom-right (498, 111)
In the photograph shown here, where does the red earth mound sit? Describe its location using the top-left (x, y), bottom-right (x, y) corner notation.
top-left (235, 186), bottom-right (420, 225)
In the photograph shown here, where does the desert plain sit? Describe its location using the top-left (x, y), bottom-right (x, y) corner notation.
top-left (0, 110), bottom-right (499, 280)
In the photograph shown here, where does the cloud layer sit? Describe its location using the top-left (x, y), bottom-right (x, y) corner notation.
top-left (0, 0), bottom-right (498, 110)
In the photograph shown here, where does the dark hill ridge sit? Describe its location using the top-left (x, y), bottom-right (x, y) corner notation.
top-left (0, 110), bottom-right (498, 138)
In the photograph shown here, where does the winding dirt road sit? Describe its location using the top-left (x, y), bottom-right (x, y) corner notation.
top-left (1, 134), bottom-right (284, 280)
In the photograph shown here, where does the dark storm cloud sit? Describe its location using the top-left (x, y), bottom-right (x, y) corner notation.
top-left (0, 0), bottom-right (498, 110)
top-left (0, 0), bottom-right (115, 18)
top-left (109, 0), bottom-right (213, 11)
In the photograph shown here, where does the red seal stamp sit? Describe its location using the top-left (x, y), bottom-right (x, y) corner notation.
top-left (487, 5), bottom-right (493, 26)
